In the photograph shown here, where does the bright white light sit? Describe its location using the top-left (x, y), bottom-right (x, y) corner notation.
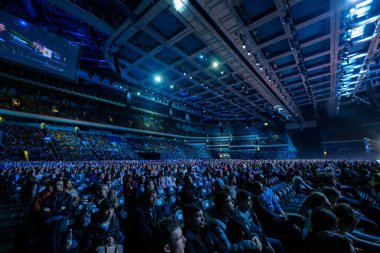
top-left (347, 52), bottom-right (367, 60)
top-left (351, 26), bottom-right (365, 38)
top-left (355, 34), bottom-right (376, 43)
top-left (355, 6), bottom-right (371, 17)
top-left (154, 75), bottom-right (162, 83)
top-left (170, 85), bottom-right (174, 89)
top-left (173, 0), bottom-right (188, 12)
top-left (355, 0), bottom-right (372, 9)
top-left (137, 92), bottom-right (141, 96)
top-left (212, 61), bottom-right (219, 68)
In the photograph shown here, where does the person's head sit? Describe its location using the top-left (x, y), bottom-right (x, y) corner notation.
top-left (96, 183), bottom-right (109, 199)
top-left (253, 174), bottom-right (267, 185)
top-left (332, 203), bottom-right (359, 233)
top-left (45, 180), bottom-right (54, 192)
top-left (143, 189), bottom-right (157, 207)
top-left (154, 218), bottom-right (186, 253)
top-left (139, 175), bottom-right (146, 184)
top-left (184, 175), bottom-right (193, 186)
top-left (99, 199), bottom-right (115, 221)
top-left (307, 191), bottom-right (332, 210)
top-left (227, 174), bottom-right (236, 185)
top-left (54, 179), bottom-right (64, 192)
top-left (251, 181), bottom-right (265, 196)
top-left (65, 180), bottom-right (73, 190)
top-left (311, 208), bottom-right (339, 234)
top-left (310, 231), bottom-right (355, 253)
top-left (214, 191), bottom-right (234, 215)
top-left (105, 180), bottom-right (112, 189)
top-left (236, 190), bottom-right (252, 211)
top-left (321, 187), bottom-right (341, 206)
top-left (183, 204), bottom-right (206, 231)
top-left (144, 179), bottom-right (156, 191)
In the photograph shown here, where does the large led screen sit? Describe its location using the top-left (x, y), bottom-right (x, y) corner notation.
top-left (0, 11), bottom-right (80, 80)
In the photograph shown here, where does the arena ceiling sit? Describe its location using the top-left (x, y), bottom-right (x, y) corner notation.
top-left (2, 0), bottom-right (380, 125)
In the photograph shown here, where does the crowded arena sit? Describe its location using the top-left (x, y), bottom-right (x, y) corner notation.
top-left (1, 0), bottom-right (380, 253)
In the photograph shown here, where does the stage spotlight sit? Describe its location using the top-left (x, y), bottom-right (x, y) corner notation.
top-left (154, 75), bottom-right (162, 83)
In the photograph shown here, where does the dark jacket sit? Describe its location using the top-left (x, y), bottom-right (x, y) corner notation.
top-left (234, 206), bottom-right (273, 253)
top-left (183, 225), bottom-right (228, 253)
top-left (82, 213), bottom-right (124, 253)
top-left (251, 195), bottom-right (280, 227)
top-left (127, 205), bottom-right (163, 253)
top-left (41, 190), bottom-right (73, 217)
top-left (181, 185), bottom-right (199, 205)
top-left (208, 207), bottom-right (259, 253)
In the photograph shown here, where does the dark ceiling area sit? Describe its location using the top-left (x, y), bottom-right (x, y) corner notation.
top-left (1, 0), bottom-right (380, 126)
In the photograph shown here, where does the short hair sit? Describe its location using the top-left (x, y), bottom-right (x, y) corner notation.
top-left (213, 191), bottom-right (230, 208)
top-left (307, 192), bottom-right (329, 209)
top-left (142, 189), bottom-right (157, 200)
top-left (310, 231), bottom-right (353, 253)
top-left (183, 204), bottom-right (202, 222)
top-left (227, 174), bottom-right (235, 183)
top-left (96, 183), bottom-right (107, 192)
top-left (251, 181), bottom-right (263, 195)
top-left (99, 199), bottom-right (115, 211)
top-left (144, 179), bottom-right (155, 188)
top-left (253, 174), bottom-right (264, 182)
top-left (236, 190), bottom-right (250, 203)
top-left (321, 187), bottom-right (340, 199)
top-left (154, 218), bottom-right (180, 250)
top-left (311, 208), bottom-right (338, 233)
top-left (332, 203), bottom-right (357, 227)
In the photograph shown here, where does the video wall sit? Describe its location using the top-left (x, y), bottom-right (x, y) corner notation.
top-left (0, 11), bottom-right (80, 80)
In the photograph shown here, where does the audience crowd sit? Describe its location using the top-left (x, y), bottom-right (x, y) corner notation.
top-left (0, 158), bottom-right (379, 253)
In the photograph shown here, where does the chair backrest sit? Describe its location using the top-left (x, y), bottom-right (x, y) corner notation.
top-left (170, 195), bottom-right (177, 206)
top-left (168, 187), bottom-right (176, 196)
top-left (172, 207), bottom-right (184, 225)
top-left (201, 199), bottom-right (213, 211)
top-left (157, 187), bottom-right (166, 196)
top-left (156, 197), bottom-right (165, 207)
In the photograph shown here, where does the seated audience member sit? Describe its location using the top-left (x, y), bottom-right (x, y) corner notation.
top-left (182, 204), bottom-right (227, 253)
top-left (127, 189), bottom-right (163, 253)
top-left (303, 208), bottom-right (339, 253)
top-left (105, 179), bottom-right (119, 208)
top-left (292, 170), bottom-right (314, 194)
top-left (321, 186), bottom-right (379, 235)
top-left (82, 183), bottom-right (109, 228)
top-left (321, 187), bottom-right (341, 206)
top-left (41, 179), bottom-right (74, 218)
top-left (251, 181), bottom-right (302, 253)
top-left (31, 180), bottom-right (54, 224)
top-left (215, 170), bottom-right (226, 192)
top-left (82, 199), bottom-right (124, 253)
top-left (303, 192), bottom-right (332, 238)
top-left (180, 175), bottom-right (200, 205)
top-left (332, 203), bottom-right (380, 253)
top-left (226, 174), bottom-right (238, 201)
top-left (40, 179), bottom-right (74, 253)
top-left (154, 218), bottom-right (187, 253)
top-left (208, 191), bottom-right (261, 253)
top-left (128, 178), bottom-right (155, 210)
top-left (254, 174), bottom-right (304, 228)
top-left (235, 190), bottom-right (284, 253)
top-left (65, 179), bottom-right (79, 206)
top-left (309, 231), bottom-right (356, 253)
